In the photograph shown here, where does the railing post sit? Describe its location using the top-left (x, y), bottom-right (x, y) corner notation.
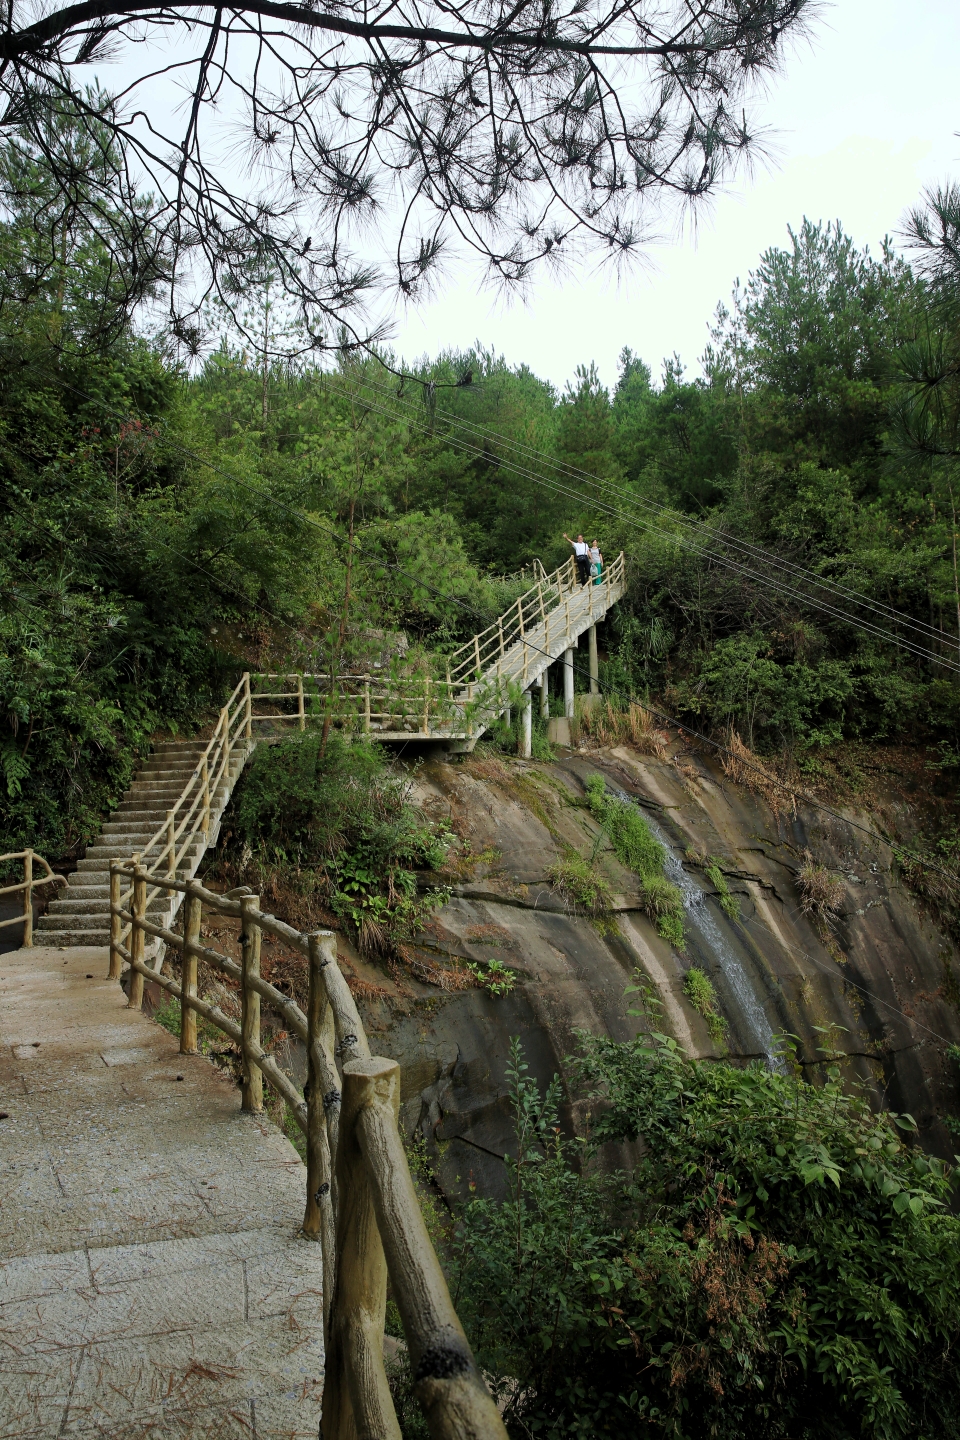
top-left (473, 632), bottom-right (481, 678)
top-left (363, 681), bottom-right (371, 735)
top-left (589, 623), bottom-right (599, 695)
top-left (244, 672), bottom-right (252, 741)
top-left (181, 889), bottom-right (202, 1055)
top-left (166, 814), bottom-right (176, 887)
top-left (521, 689), bottom-right (532, 759)
top-left (108, 862), bottom-right (122, 979)
top-left (345, 1058), bottom-right (509, 1440)
top-left (564, 646), bottom-right (575, 720)
top-left (297, 674), bottom-right (305, 732)
top-left (540, 669), bottom-right (549, 719)
top-left (223, 705), bottom-right (233, 777)
top-left (128, 860), bottom-right (146, 1010)
top-left (304, 935), bottom-right (338, 1334)
top-left (22, 848), bottom-right (32, 948)
top-left (239, 894), bottom-right (263, 1112)
top-left (422, 675), bottom-right (431, 735)
top-left (324, 1061), bottom-right (402, 1440)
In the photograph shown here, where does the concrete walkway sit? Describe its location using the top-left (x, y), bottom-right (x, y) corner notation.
top-left (0, 944), bottom-right (324, 1440)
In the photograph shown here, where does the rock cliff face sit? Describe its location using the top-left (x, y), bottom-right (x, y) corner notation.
top-left (349, 741), bottom-right (960, 1204)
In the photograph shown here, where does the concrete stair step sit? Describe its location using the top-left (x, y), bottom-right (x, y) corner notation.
top-left (46, 897), bottom-right (169, 917)
top-left (83, 843), bottom-right (203, 863)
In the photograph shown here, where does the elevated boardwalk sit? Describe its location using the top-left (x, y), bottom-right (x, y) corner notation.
top-left (0, 942), bottom-right (323, 1440)
top-left (251, 551), bottom-right (626, 745)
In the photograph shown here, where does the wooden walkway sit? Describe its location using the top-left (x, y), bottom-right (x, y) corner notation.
top-left (0, 942), bottom-right (323, 1440)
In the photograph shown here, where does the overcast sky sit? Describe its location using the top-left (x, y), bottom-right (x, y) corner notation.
top-left (388, 0), bottom-right (960, 392)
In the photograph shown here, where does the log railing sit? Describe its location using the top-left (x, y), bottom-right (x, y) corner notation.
top-left (109, 860), bottom-right (507, 1440)
top-left (0, 849), bottom-right (66, 946)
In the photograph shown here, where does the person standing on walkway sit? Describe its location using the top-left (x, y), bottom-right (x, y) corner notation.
top-left (564, 532), bottom-right (591, 586)
top-left (589, 539), bottom-right (603, 585)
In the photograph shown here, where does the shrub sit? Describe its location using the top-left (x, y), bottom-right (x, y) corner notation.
top-left (452, 1025), bottom-right (960, 1440)
top-left (797, 851), bottom-right (846, 918)
top-left (226, 733), bottom-right (451, 955)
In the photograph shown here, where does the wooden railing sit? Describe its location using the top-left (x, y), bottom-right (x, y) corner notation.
top-left (110, 674), bottom-right (253, 977)
top-left (109, 861), bottom-right (507, 1440)
top-left (0, 849), bottom-right (66, 946)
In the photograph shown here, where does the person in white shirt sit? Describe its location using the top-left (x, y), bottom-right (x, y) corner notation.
top-left (563, 532), bottom-right (591, 586)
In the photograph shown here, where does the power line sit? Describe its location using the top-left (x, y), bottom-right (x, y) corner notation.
top-left (348, 367), bottom-right (960, 653)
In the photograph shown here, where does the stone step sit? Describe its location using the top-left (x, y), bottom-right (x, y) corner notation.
top-left (82, 842), bottom-right (203, 863)
top-left (100, 823), bottom-right (165, 839)
top-left (59, 884), bottom-right (110, 901)
top-left (46, 893), bottom-right (170, 914)
top-left (35, 927), bottom-right (111, 947)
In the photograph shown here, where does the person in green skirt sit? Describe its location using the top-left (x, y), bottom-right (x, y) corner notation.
top-left (589, 539), bottom-right (603, 584)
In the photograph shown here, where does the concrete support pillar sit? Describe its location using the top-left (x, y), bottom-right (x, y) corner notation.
top-left (588, 624), bottom-right (599, 695)
top-left (520, 690), bottom-right (532, 759)
top-left (564, 647), bottom-right (575, 719)
top-left (540, 669), bottom-right (549, 719)
top-left (504, 705), bottom-right (511, 727)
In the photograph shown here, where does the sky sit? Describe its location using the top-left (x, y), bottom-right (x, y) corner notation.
top-left (389, 0), bottom-right (960, 391)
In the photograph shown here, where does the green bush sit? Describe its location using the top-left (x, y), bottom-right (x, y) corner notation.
top-left (452, 1024), bottom-right (960, 1439)
top-left (228, 733), bottom-right (451, 952)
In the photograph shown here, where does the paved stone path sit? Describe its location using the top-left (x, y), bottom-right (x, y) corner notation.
top-left (0, 944), bottom-right (323, 1440)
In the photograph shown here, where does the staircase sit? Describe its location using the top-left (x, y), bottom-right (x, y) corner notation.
top-left (37, 736), bottom-right (251, 949)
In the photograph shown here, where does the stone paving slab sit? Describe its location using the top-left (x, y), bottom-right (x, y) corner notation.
top-left (0, 945), bottom-right (323, 1439)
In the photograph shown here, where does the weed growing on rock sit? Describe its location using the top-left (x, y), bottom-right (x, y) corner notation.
top-left (547, 851), bottom-right (613, 915)
top-left (706, 859), bottom-right (741, 921)
top-left (466, 958), bottom-right (517, 996)
top-left (797, 852), bottom-right (845, 919)
top-left (682, 966), bottom-right (728, 1045)
top-left (585, 774), bottom-right (685, 947)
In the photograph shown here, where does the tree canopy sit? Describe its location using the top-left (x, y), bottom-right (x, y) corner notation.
top-left (0, 0), bottom-right (812, 351)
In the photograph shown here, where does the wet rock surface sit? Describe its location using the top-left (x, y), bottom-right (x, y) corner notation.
top-left (348, 741), bottom-right (960, 1202)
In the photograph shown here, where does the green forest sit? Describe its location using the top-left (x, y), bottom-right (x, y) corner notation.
top-left (4, 118), bottom-right (960, 868)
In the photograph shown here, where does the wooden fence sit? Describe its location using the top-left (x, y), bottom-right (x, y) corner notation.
top-left (109, 859), bottom-right (507, 1440)
top-left (0, 849), bottom-right (66, 946)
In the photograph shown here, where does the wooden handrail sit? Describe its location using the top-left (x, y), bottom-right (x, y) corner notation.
top-left (109, 861), bottom-right (503, 1438)
top-left (0, 849), bottom-right (66, 946)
